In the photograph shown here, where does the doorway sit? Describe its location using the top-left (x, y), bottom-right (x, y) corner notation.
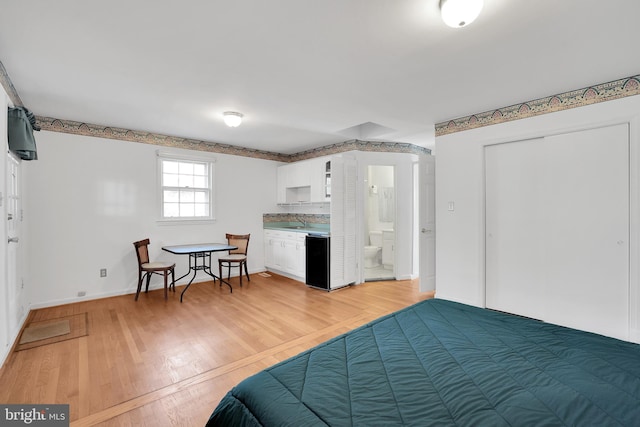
top-left (364, 165), bottom-right (395, 281)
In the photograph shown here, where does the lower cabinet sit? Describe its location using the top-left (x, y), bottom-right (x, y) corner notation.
top-left (264, 230), bottom-right (306, 280)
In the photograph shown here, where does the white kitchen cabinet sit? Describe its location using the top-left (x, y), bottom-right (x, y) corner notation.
top-left (265, 230), bottom-right (282, 270)
top-left (287, 162), bottom-right (311, 188)
top-left (277, 157), bottom-right (331, 205)
top-left (264, 230), bottom-right (306, 280)
top-left (309, 157), bottom-right (331, 203)
top-left (293, 235), bottom-right (306, 278)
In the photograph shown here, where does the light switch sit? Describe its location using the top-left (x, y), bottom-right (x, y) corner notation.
top-left (448, 201), bottom-right (455, 211)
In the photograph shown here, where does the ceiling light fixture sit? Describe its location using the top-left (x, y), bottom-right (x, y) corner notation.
top-left (439, 0), bottom-right (483, 28)
top-left (223, 111), bottom-right (243, 127)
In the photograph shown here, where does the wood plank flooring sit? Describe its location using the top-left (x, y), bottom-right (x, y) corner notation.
top-left (0, 273), bottom-right (434, 426)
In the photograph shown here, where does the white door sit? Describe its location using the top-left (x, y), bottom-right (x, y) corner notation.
top-left (6, 152), bottom-right (23, 337)
top-left (543, 125), bottom-right (629, 337)
top-left (485, 124), bottom-right (629, 340)
top-left (330, 155), bottom-right (357, 288)
top-left (418, 156), bottom-right (435, 292)
top-left (485, 138), bottom-right (547, 318)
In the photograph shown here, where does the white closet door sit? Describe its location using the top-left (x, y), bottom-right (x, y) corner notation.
top-left (485, 138), bottom-right (547, 320)
top-left (544, 124), bottom-right (629, 339)
top-left (485, 124), bottom-right (629, 340)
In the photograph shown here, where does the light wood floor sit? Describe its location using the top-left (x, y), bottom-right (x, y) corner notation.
top-left (0, 273), bottom-right (434, 426)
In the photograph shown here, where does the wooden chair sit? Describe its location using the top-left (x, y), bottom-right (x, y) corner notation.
top-left (218, 234), bottom-right (250, 286)
top-left (133, 239), bottom-right (176, 300)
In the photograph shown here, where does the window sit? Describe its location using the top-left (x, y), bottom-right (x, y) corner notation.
top-left (158, 152), bottom-right (215, 221)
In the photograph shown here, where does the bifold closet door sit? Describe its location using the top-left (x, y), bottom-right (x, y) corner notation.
top-left (486, 124), bottom-right (629, 340)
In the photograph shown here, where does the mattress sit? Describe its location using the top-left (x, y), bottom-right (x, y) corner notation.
top-left (206, 298), bottom-right (640, 426)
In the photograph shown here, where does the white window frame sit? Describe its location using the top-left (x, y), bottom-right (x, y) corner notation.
top-left (156, 151), bottom-right (216, 224)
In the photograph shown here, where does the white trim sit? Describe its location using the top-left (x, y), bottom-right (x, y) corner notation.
top-left (156, 149), bottom-right (217, 162)
top-left (27, 267), bottom-right (268, 310)
top-left (156, 151), bottom-right (216, 222)
top-left (157, 218), bottom-right (216, 226)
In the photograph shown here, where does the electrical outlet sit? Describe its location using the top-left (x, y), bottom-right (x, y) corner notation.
top-left (77, 291), bottom-right (86, 297)
top-left (100, 268), bottom-right (107, 278)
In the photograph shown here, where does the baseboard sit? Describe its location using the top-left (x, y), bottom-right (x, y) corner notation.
top-left (29, 268), bottom-right (268, 310)
top-left (419, 276), bottom-right (436, 292)
top-left (29, 289), bottom-right (133, 310)
top-left (0, 308), bottom-right (31, 370)
top-left (263, 268), bottom-right (305, 283)
top-left (434, 293), bottom-right (484, 308)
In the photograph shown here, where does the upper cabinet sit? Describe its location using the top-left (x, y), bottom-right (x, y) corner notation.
top-left (277, 157), bottom-right (331, 204)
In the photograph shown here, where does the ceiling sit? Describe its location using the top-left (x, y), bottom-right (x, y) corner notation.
top-left (0, 0), bottom-right (638, 155)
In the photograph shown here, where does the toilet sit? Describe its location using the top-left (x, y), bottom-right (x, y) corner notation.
top-left (364, 231), bottom-right (382, 268)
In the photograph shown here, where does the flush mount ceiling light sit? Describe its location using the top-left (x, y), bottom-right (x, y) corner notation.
top-left (223, 111), bottom-right (243, 127)
top-left (439, 0), bottom-right (484, 28)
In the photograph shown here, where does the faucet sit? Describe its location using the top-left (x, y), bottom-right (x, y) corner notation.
top-left (295, 215), bottom-right (307, 228)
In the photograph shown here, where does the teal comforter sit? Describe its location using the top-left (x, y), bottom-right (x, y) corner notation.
top-left (207, 298), bottom-right (640, 426)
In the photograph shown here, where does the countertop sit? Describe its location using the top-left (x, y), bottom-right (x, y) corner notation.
top-left (264, 222), bottom-right (330, 236)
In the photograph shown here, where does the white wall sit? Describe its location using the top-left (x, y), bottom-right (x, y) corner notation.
top-left (435, 95), bottom-right (640, 342)
top-left (23, 131), bottom-right (279, 307)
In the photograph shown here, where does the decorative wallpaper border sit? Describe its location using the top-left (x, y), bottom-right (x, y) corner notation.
top-left (0, 61), bottom-right (24, 107)
top-left (34, 116), bottom-right (431, 162)
top-left (35, 116), bottom-right (291, 162)
top-left (435, 75), bottom-right (640, 137)
top-left (289, 139), bottom-right (431, 162)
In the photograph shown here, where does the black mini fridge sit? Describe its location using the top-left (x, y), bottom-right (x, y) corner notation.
top-left (305, 234), bottom-right (330, 290)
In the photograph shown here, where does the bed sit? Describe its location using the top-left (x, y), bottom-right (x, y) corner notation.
top-left (206, 298), bottom-right (640, 426)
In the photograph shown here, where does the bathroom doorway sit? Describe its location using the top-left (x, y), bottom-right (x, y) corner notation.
top-left (364, 165), bottom-right (395, 281)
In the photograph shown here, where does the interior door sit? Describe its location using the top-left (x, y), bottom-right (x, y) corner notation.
top-left (6, 152), bottom-right (22, 336)
top-left (418, 156), bottom-right (435, 292)
top-left (485, 124), bottom-right (629, 340)
top-left (485, 138), bottom-right (546, 319)
top-left (330, 155), bottom-right (357, 288)
top-left (543, 124), bottom-right (629, 337)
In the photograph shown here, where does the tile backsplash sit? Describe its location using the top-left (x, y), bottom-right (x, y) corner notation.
top-left (263, 213), bottom-right (330, 225)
